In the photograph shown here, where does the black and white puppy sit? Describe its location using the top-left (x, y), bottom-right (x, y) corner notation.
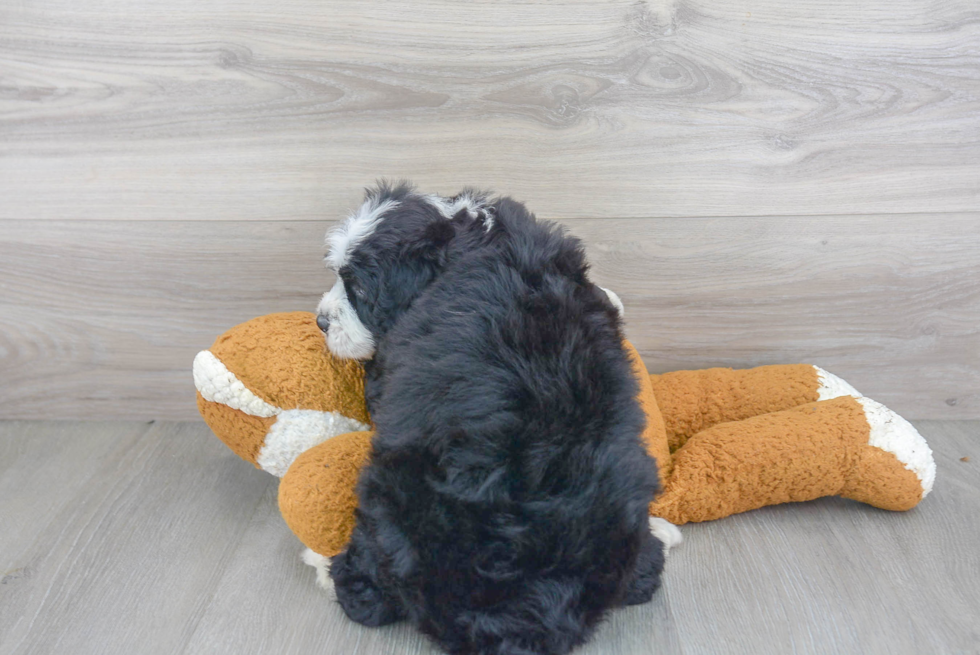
top-left (316, 182), bottom-right (675, 655)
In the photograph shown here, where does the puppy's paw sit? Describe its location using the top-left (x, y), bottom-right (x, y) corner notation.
top-left (624, 528), bottom-right (666, 606)
top-left (330, 549), bottom-right (405, 627)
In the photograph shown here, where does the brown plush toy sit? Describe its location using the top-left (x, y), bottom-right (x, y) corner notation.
top-left (194, 311), bottom-right (936, 565)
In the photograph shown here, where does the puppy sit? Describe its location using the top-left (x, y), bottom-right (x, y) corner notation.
top-left (316, 182), bottom-right (669, 655)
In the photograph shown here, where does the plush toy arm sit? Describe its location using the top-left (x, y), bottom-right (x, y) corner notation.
top-left (278, 431), bottom-right (374, 557)
top-left (649, 364), bottom-right (861, 452)
top-left (650, 395), bottom-right (935, 524)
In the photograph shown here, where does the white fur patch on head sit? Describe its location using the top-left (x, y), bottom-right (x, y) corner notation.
top-left (857, 397), bottom-right (936, 497)
top-left (426, 193), bottom-right (494, 230)
top-left (301, 548), bottom-right (335, 596)
top-left (326, 198), bottom-right (399, 271)
top-left (814, 366), bottom-right (862, 400)
top-left (649, 517), bottom-right (682, 557)
top-left (193, 350), bottom-right (280, 418)
top-left (256, 409), bottom-right (372, 477)
top-left (319, 194), bottom-right (399, 360)
top-left (316, 279), bottom-right (376, 360)
top-left (600, 287), bottom-right (625, 317)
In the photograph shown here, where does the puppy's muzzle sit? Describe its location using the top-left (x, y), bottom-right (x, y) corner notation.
top-left (316, 314), bottom-right (330, 333)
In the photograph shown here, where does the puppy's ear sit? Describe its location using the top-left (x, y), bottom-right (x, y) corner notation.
top-left (411, 220), bottom-right (455, 267)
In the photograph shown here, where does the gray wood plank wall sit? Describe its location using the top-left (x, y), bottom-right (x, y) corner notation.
top-left (1, 0), bottom-right (978, 420)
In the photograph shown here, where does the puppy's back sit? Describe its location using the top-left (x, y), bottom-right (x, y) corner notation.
top-left (362, 202), bottom-right (659, 654)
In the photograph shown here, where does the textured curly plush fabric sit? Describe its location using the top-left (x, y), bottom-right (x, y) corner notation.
top-left (648, 395), bottom-right (928, 524)
top-left (649, 364), bottom-right (821, 452)
top-left (196, 312), bottom-right (935, 557)
top-left (209, 312), bottom-right (369, 420)
top-left (196, 392), bottom-right (277, 464)
top-left (622, 342), bottom-right (671, 485)
top-left (278, 430), bottom-right (374, 557)
top-left (194, 312), bottom-right (370, 472)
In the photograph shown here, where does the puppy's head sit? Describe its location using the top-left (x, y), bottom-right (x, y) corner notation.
top-left (317, 182), bottom-right (492, 359)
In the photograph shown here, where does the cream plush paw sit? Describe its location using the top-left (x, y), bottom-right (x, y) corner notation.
top-left (842, 397), bottom-right (935, 506)
top-left (649, 517), bottom-right (682, 557)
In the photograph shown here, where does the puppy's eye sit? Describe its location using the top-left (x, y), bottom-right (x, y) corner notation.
top-left (346, 280), bottom-right (367, 300)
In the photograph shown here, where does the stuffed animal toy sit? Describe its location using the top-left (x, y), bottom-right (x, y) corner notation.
top-left (194, 311), bottom-right (935, 565)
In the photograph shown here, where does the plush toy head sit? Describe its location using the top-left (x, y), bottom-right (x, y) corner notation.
top-left (193, 312), bottom-right (371, 477)
top-left (195, 312), bottom-right (934, 558)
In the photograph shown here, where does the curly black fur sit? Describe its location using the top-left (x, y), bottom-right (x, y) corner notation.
top-left (322, 183), bottom-right (665, 655)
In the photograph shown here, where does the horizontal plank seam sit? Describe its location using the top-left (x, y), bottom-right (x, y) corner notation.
top-left (2, 210), bottom-right (980, 223)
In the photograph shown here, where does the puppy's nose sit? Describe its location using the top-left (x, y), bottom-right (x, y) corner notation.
top-left (316, 314), bottom-right (330, 333)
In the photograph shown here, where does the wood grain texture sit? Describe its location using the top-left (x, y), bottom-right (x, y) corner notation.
top-left (660, 419), bottom-right (980, 655)
top-left (0, 419), bottom-right (977, 654)
top-left (586, 214), bottom-right (980, 419)
top-left (0, 421), bottom-right (275, 655)
top-left (1, 0), bottom-right (978, 220)
top-left (1, 215), bottom-right (976, 420)
top-left (183, 484), bottom-right (442, 655)
top-left (0, 421), bottom-right (153, 573)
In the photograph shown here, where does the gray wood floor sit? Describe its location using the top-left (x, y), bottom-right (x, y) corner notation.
top-left (1, 420), bottom-right (977, 655)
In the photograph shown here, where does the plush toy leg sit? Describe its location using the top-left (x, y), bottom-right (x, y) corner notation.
top-left (650, 395), bottom-right (935, 524)
top-left (649, 364), bottom-right (861, 452)
top-left (278, 431), bottom-right (374, 558)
